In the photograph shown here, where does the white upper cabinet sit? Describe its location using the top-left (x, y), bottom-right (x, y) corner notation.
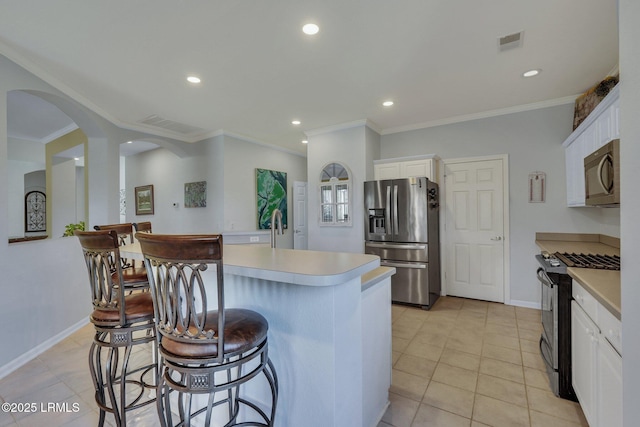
top-left (563, 85), bottom-right (619, 207)
top-left (374, 154), bottom-right (440, 182)
top-left (374, 162), bottom-right (401, 180)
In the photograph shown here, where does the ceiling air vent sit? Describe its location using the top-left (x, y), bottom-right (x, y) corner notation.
top-left (138, 114), bottom-right (205, 135)
top-left (498, 31), bottom-right (524, 52)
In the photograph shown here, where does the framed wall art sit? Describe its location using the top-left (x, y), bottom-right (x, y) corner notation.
top-left (184, 181), bottom-right (207, 208)
top-left (528, 171), bottom-right (546, 203)
top-left (256, 168), bottom-right (287, 229)
top-left (135, 185), bottom-right (154, 215)
top-left (25, 190), bottom-right (46, 232)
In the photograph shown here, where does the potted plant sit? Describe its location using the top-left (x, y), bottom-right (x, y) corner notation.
top-left (63, 221), bottom-right (85, 237)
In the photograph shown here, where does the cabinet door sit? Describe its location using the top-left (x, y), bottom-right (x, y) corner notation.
top-left (597, 336), bottom-right (622, 427)
top-left (565, 139), bottom-right (584, 206)
top-left (596, 104), bottom-right (613, 148)
top-left (572, 301), bottom-right (598, 426)
top-left (400, 159), bottom-right (432, 180)
top-left (611, 97), bottom-right (620, 139)
top-left (374, 163), bottom-right (400, 180)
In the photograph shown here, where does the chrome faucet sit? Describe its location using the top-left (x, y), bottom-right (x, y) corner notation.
top-left (270, 209), bottom-right (283, 248)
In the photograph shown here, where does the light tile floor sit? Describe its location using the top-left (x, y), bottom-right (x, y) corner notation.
top-left (379, 296), bottom-right (588, 427)
top-left (0, 296), bottom-right (588, 427)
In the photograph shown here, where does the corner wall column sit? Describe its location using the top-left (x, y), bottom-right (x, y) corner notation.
top-left (86, 136), bottom-right (120, 227)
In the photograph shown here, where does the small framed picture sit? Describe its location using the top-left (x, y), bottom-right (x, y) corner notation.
top-left (135, 185), bottom-right (154, 215)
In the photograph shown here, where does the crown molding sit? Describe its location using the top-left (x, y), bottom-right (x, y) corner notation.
top-left (41, 122), bottom-right (79, 144)
top-left (381, 95), bottom-right (579, 135)
top-left (0, 41), bottom-right (200, 143)
top-left (221, 131), bottom-right (307, 158)
top-left (305, 119), bottom-right (381, 137)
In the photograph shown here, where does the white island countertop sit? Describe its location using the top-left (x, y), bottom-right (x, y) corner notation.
top-left (122, 241), bottom-right (380, 287)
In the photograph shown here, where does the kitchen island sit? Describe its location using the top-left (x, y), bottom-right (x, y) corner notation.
top-left (121, 242), bottom-right (394, 427)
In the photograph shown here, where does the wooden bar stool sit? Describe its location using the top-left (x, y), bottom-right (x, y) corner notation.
top-left (94, 223), bottom-right (148, 291)
top-left (75, 230), bottom-right (157, 427)
top-left (93, 223), bottom-right (135, 245)
top-left (137, 233), bottom-right (278, 427)
top-left (133, 221), bottom-right (153, 234)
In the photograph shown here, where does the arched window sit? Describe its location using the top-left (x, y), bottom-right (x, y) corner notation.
top-left (319, 162), bottom-right (351, 226)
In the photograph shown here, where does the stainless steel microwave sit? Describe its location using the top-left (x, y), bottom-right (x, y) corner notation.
top-left (584, 139), bottom-right (619, 206)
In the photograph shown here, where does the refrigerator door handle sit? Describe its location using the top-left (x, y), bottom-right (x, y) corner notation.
top-left (381, 261), bottom-right (427, 269)
top-left (366, 242), bottom-right (427, 250)
top-left (393, 184), bottom-right (399, 236)
top-left (385, 185), bottom-right (392, 236)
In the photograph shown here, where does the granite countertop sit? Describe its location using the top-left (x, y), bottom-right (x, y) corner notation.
top-left (535, 232), bottom-right (621, 319)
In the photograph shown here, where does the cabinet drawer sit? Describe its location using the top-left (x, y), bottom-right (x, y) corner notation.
top-left (572, 281), bottom-right (598, 324)
top-left (598, 305), bottom-right (622, 355)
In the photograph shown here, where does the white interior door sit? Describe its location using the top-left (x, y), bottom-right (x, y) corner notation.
top-left (293, 181), bottom-right (308, 250)
top-left (443, 157), bottom-right (507, 302)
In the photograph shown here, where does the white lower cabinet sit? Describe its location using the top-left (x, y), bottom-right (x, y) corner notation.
top-left (571, 282), bottom-right (622, 427)
top-left (572, 300), bottom-right (598, 426)
top-left (597, 334), bottom-right (622, 427)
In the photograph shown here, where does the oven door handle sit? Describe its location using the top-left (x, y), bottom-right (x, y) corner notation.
top-left (537, 267), bottom-right (553, 288)
top-left (539, 336), bottom-right (554, 369)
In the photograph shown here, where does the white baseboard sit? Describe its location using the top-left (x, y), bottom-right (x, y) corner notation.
top-left (0, 317), bottom-right (89, 380)
top-left (508, 299), bottom-right (541, 310)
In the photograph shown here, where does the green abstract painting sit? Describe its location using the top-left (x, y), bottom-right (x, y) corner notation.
top-left (256, 168), bottom-right (287, 229)
top-left (184, 181), bottom-right (207, 208)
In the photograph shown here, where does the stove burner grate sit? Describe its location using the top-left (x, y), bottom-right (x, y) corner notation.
top-left (554, 252), bottom-right (620, 270)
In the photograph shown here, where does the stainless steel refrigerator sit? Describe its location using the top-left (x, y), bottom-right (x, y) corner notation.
top-left (364, 177), bottom-right (440, 309)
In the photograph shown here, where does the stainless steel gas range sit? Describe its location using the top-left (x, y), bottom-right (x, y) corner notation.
top-left (536, 251), bottom-right (620, 401)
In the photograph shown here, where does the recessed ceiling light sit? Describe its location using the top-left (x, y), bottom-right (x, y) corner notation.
top-left (382, 100), bottom-right (394, 107)
top-left (302, 23), bottom-right (319, 35)
top-left (302, 140), bottom-right (308, 144)
top-left (292, 120), bottom-right (301, 125)
top-left (127, 141), bottom-right (133, 144)
top-left (187, 75), bottom-right (201, 83)
top-left (523, 69), bottom-right (541, 77)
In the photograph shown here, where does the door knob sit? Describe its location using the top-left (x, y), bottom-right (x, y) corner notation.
top-left (490, 236), bottom-right (503, 241)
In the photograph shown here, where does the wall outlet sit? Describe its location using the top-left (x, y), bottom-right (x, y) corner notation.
top-left (250, 236), bottom-right (260, 243)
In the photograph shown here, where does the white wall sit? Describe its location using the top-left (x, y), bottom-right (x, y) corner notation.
top-left (125, 136), bottom-right (225, 234)
top-left (0, 54), bottom-right (192, 375)
top-left (380, 104), bottom-right (620, 305)
top-left (306, 123), bottom-right (379, 253)
top-left (125, 134), bottom-right (307, 248)
top-left (7, 137), bottom-right (45, 237)
top-left (223, 135), bottom-right (307, 248)
top-left (0, 56), bottom-right (91, 375)
top-left (619, 1), bottom-right (640, 425)
top-left (51, 159), bottom-right (78, 237)
top-left (8, 160), bottom-right (42, 237)
top-left (365, 126), bottom-right (381, 181)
